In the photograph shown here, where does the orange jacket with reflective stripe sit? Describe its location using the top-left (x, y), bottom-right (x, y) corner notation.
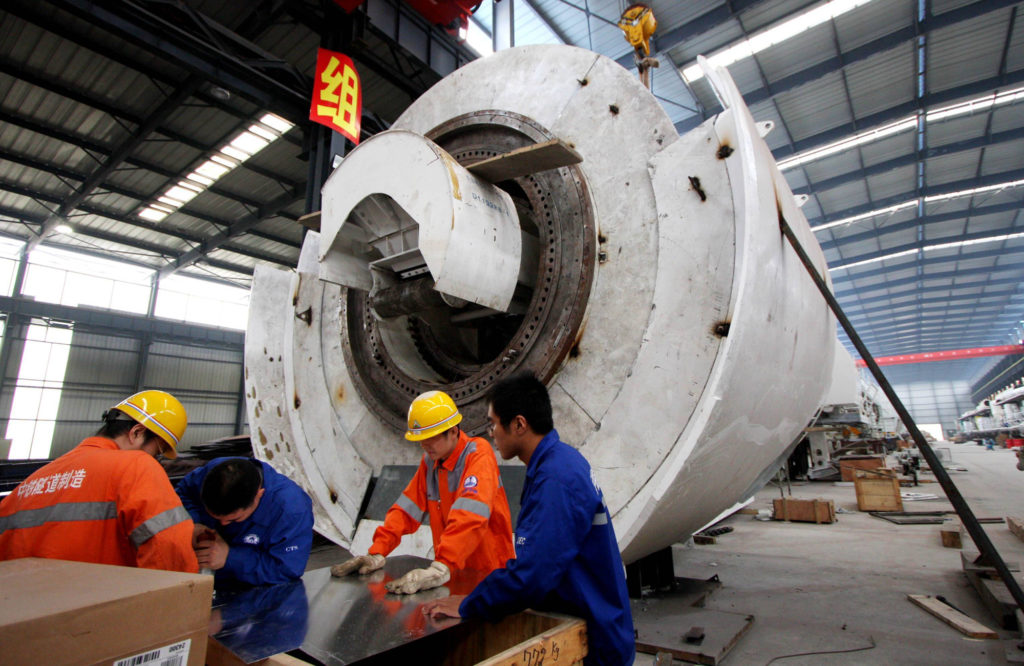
top-left (369, 431), bottom-right (515, 573)
top-left (0, 437), bottom-right (198, 573)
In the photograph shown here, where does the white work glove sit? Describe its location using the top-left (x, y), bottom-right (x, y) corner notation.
top-left (385, 560), bottom-right (450, 594)
top-left (331, 553), bottom-right (386, 577)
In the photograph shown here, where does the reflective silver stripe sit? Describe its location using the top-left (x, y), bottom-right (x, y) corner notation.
top-left (0, 501), bottom-right (116, 535)
top-left (129, 505), bottom-right (191, 546)
top-left (426, 457), bottom-right (439, 502)
top-left (452, 497), bottom-right (491, 519)
top-left (592, 511), bottom-right (609, 526)
top-left (395, 493), bottom-right (426, 524)
top-left (449, 441), bottom-right (477, 494)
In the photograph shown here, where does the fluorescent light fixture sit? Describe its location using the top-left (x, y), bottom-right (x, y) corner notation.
top-left (780, 85), bottom-right (1024, 171)
top-left (138, 113), bottom-right (294, 223)
top-left (829, 230), bottom-right (1024, 272)
top-left (812, 177), bottom-right (1024, 233)
top-left (465, 18), bottom-right (494, 57)
top-left (54, 224), bottom-right (73, 235)
top-left (682, 0), bottom-right (876, 82)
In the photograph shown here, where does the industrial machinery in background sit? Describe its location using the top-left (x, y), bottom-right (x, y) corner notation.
top-left (790, 343), bottom-right (899, 481)
top-left (245, 45), bottom-right (835, 565)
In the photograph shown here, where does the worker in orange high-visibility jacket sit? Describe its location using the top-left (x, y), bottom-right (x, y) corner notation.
top-left (0, 390), bottom-right (198, 573)
top-left (331, 390), bottom-right (514, 594)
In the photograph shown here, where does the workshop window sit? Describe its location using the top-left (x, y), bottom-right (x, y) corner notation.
top-left (22, 247), bottom-right (153, 314)
top-left (5, 323), bottom-right (73, 459)
top-left (0, 237), bottom-right (24, 296)
top-left (155, 275), bottom-right (249, 330)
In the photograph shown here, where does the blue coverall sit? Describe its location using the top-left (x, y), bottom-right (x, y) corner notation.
top-left (459, 430), bottom-right (635, 666)
top-left (176, 457), bottom-right (313, 586)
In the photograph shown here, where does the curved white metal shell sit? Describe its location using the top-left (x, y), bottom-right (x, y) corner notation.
top-left (245, 45), bottom-right (835, 563)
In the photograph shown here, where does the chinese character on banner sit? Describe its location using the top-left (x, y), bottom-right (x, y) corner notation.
top-left (310, 48), bottom-right (362, 145)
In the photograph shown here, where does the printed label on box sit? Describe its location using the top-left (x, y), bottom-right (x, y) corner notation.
top-left (114, 638), bottom-right (191, 666)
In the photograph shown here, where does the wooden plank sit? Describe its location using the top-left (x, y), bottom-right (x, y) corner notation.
top-left (907, 594), bottom-right (999, 639)
top-left (297, 211), bottom-right (321, 231)
top-left (1007, 516), bottom-right (1024, 543)
top-left (466, 139), bottom-right (583, 182)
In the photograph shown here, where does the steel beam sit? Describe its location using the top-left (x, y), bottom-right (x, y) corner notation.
top-left (43, 0), bottom-right (310, 124)
top-left (854, 345), bottom-right (1024, 367)
top-left (0, 110), bottom-right (302, 249)
top-left (795, 127), bottom-right (1024, 198)
top-left (810, 166), bottom-right (1024, 228)
top-left (0, 295), bottom-right (244, 348)
top-left (774, 68), bottom-right (1024, 161)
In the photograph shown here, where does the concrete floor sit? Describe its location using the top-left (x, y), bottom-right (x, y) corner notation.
top-left (636, 443), bottom-right (1024, 665)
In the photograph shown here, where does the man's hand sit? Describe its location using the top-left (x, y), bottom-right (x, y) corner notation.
top-left (385, 561), bottom-right (450, 594)
top-left (331, 553), bottom-right (386, 577)
top-left (192, 523), bottom-right (215, 548)
top-left (422, 594), bottom-right (466, 620)
top-left (196, 530), bottom-right (229, 570)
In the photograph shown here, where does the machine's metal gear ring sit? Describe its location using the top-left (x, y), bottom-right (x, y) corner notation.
top-left (340, 111), bottom-right (597, 434)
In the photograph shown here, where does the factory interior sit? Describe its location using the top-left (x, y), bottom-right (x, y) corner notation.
top-left (1, 0), bottom-right (1024, 664)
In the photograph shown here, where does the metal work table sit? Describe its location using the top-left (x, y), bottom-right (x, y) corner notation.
top-left (211, 555), bottom-right (488, 665)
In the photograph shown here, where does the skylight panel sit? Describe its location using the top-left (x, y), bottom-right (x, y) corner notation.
top-left (812, 177), bottom-right (1024, 233)
top-left (137, 113), bottom-right (294, 223)
top-left (681, 0), bottom-right (877, 82)
top-left (780, 85), bottom-right (1024, 171)
top-left (829, 231), bottom-right (1024, 272)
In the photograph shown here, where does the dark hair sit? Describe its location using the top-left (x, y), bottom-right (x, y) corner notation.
top-left (201, 459), bottom-right (263, 516)
top-left (488, 373), bottom-right (554, 434)
top-left (96, 408), bottom-right (161, 444)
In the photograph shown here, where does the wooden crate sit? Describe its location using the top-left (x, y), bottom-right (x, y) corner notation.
top-left (446, 611), bottom-right (587, 665)
top-left (208, 611), bottom-right (587, 666)
top-left (854, 470), bottom-right (903, 511)
top-left (838, 455), bottom-right (887, 482)
top-left (772, 497), bottom-right (836, 524)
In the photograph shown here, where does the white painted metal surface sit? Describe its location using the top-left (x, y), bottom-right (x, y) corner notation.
top-left (246, 45), bottom-right (835, 563)
top-left (319, 130), bottom-right (521, 312)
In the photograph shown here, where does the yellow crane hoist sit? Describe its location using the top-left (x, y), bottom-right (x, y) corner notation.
top-left (618, 4), bottom-right (659, 89)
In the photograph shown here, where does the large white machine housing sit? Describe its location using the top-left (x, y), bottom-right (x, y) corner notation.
top-left (244, 45), bottom-right (835, 564)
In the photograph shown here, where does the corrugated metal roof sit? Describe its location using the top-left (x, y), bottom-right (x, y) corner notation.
top-left (928, 8), bottom-right (1011, 93)
top-left (0, 0), bottom-right (1020, 385)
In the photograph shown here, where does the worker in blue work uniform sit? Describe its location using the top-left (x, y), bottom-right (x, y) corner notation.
top-left (423, 373), bottom-right (635, 666)
top-left (176, 457), bottom-right (313, 586)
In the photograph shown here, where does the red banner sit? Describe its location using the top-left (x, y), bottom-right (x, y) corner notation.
top-left (855, 344), bottom-right (1024, 367)
top-left (310, 48), bottom-right (362, 145)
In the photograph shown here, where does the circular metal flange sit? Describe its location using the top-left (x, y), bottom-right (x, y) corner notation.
top-left (341, 110), bottom-right (596, 434)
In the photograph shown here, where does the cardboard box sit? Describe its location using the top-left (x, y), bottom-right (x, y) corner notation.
top-left (0, 558), bottom-right (213, 666)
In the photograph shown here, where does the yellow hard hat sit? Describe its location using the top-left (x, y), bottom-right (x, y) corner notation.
top-left (405, 390), bottom-right (462, 441)
top-left (113, 390), bottom-right (187, 458)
